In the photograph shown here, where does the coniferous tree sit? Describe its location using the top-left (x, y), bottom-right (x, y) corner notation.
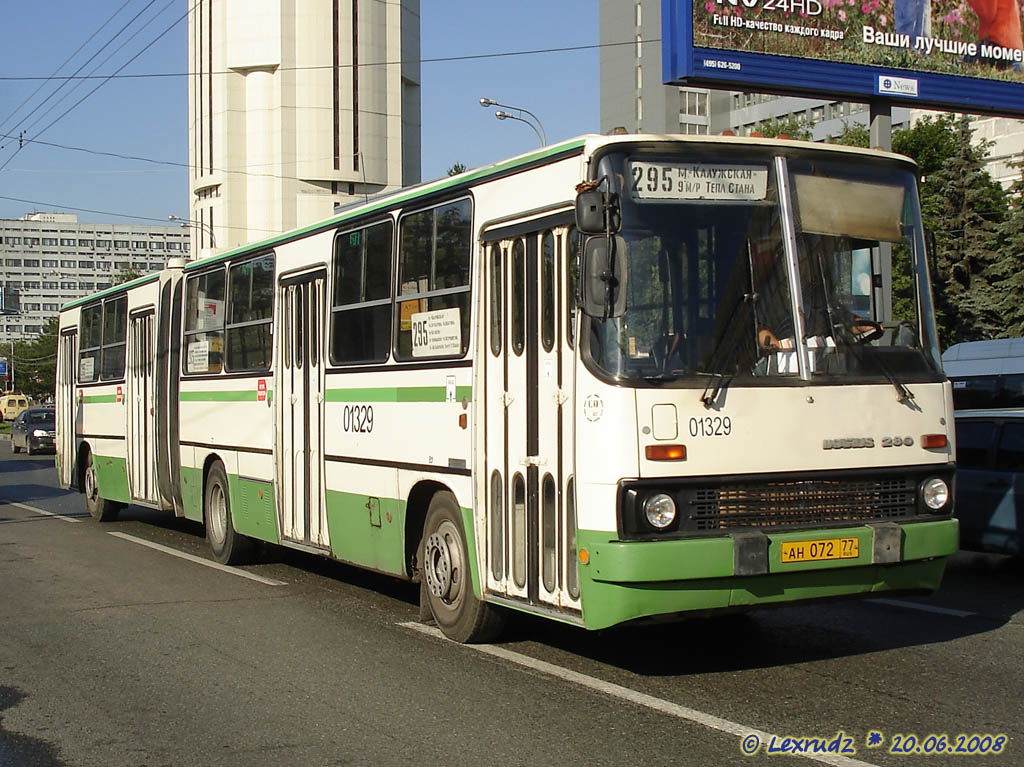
top-left (926, 114), bottom-right (1005, 344)
top-left (987, 162), bottom-right (1024, 337)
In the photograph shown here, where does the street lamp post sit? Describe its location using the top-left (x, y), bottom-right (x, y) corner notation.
top-left (168, 215), bottom-right (216, 250)
top-left (479, 97), bottom-right (547, 146)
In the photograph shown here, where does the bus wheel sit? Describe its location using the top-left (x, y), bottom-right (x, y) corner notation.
top-left (84, 451), bottom-right (119, 522)
top-left (205, 462), bottom-right (253, 565)
top-left (420, 491), bottom-right (505, 643)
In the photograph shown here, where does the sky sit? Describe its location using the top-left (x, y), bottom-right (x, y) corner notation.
top-left (0, 1), bottom-right (599, 229)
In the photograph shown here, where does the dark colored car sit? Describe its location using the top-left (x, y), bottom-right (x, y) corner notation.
top-left (954, 409), bottom-right (1023, 556)
top-left (10, 406), bottom-right (56, 456)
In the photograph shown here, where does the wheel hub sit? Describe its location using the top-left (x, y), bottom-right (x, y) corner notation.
top-left (424, 531), bottom-right (455, 601)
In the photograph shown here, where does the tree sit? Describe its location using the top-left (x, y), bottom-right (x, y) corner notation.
top-left (10, 317), bottom-right (58, 401)
top-left (112, 266), bottom-right (142, 285)
top-left (828, 120), bottom-right (869, 148)
top-left (923, 115), bottom-right (1005, 344)
top-left (753, 115), bottom-right (812, 141)
top-left (447, 162), bottom-right (468, 176)
top-left (987, 162), bottom-right (1024, 337)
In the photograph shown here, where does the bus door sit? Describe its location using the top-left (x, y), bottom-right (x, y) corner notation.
top-left (127, 310), bottom-right (158, 504)
top-left (484, 226), bottom-right (579, 610)
top-left (56, 329), bottom-right (78, 489)
top-left (277, 271), bottom-right (330, 550)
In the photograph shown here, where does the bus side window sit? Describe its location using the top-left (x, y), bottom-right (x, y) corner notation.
top-left (79, 303), bottom-right (102, 383)
top-left (183, 267), bottom-right (226, 374)
top-left (396, 198), bottom-right (472, 360)
top-left (226, 254), bottom-right (274, 372)
top-left (330, 220), bottom-right (394, 365)
top-left (100, 295), bottom-right (127, 380)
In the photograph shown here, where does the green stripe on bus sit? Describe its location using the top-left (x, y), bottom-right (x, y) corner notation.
top-left (325, 386), bottom-right (472, 403)
top-left (82, 394), bottom-right (117, 404)
top-left (180, 390), bottom-right (267, 402)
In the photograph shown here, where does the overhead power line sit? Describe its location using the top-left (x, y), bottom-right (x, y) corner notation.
top-left (0, 0), bottom-right (136, 134)
top-left (0, 38), bottom-right (656, 82)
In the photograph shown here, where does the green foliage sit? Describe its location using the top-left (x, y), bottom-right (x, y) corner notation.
top-left (112, 266), bottom-right (143, 285)
top-left (829, 121), bottom-right (869, 148)
top-left (915, 115), bottom-right (1005, 344)
top-left (9, 316), bottom-right (58, 401)
top-left (987, 162), bottom-right (1024, 337)
top-left (755, 115), bottom-right (811, 141)
top-left (447, 162), bottom-right (468, 176)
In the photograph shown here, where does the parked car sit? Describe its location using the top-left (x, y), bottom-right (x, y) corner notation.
top-left (0, 393), bottom-right (32, 422)
top-left (10, 406), bottom-right (56, 455)
top-left (954, 409), bottom-right (1023, 556)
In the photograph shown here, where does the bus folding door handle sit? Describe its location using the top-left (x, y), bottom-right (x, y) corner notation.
top-left (501, 392), bottom-right (515, 407)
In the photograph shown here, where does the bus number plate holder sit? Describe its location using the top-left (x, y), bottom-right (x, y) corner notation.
top-left (780, 537), bottom-right (859, 564)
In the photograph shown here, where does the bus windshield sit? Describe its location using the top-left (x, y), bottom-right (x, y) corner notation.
top-left (582, 148), bottom-right (943, 387)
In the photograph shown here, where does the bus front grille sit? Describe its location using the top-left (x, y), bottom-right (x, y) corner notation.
top-left (688, 476), bottom-right (918, 530)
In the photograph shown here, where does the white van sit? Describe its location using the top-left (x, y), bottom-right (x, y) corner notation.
top-left (0, 393), bottom-right (32, 422)
top-left (942, 338), bottom-right (1024, 410)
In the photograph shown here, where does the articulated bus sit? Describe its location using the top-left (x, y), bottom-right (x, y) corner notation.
top-left (56, 134), bottom-right (958, 642)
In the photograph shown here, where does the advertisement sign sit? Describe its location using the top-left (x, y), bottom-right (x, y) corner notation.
top-left (663, 0), bottom-right (1024, 115)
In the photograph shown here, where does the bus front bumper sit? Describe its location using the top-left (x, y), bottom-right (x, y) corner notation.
top-left (575, 518), bottom-right (958, 630)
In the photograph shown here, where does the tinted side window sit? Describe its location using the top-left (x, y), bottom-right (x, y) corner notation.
top-left (396, 199), bottom-right (472, 359)
top-left (330, 220), bottom-right (394, 365)
top-left (226, 254), bottom-right (274, 371)
top-left (101, 296), bottom-right (127, 380)
top-left (955, 420), bottom-right (997, 469)
top-left (79, 303), bottom-right (103, 383)
top-left (995, 422), bottom-right (1024, 471)
top-left (183, 268), bottom-right (226, 374)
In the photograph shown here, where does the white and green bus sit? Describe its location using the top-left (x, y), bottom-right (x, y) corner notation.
top-left (56, 134), bottom-right (958, 642)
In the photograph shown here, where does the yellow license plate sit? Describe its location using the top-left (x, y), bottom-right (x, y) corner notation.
top-left (780, 537), bottom-right (859, 563)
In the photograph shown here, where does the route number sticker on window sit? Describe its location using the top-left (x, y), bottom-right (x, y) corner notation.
top-left (630, 161), bottom-right (769, 201)
top-left (411, 307), bottom-right (461, 357)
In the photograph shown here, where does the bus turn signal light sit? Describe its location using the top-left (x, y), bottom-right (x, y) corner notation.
top-left (645, 444), bottom-right (686, 461)
top-left (921, 434), bottom-right (948, 449)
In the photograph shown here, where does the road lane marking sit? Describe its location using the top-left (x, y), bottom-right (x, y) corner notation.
top-left (0, 500), bottom-right (82, 523)
top-left (108, 532), bottom-right (287, 586)
top-left (868, 598), bottom-right (976, 618)
top-left (400, 622), bottom-right (879, 767)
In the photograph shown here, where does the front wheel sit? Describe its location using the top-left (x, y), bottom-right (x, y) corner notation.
top-left (205, 462), bottom-right (254, 565)
top-left (11, 437), bottom-right (21, 454)
top-left (84, 451), bottom-right (120, 522)
top-left (420, 491), bottom-right (505, 643)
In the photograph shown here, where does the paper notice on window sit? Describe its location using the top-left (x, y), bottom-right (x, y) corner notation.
top-left (411, 307), bottom-right (462, 358)
top-left (630, 161), bottom-right (768, 201)
top-left (187, 340), bottom-right (210, 373)
top-left (79, 357), bottom-right (94, 381)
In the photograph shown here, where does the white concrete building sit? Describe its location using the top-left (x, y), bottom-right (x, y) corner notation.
top-left (0, 213), bottom-right (190, 345)
top-left (188, 0), bottom-right (421, 252)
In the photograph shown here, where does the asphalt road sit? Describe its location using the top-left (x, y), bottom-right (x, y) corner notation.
top-left (1, 440), bottom-right (1021, 767)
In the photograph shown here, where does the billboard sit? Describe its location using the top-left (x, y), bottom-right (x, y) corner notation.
top-left (663, 0), bottom-right (1024, 115)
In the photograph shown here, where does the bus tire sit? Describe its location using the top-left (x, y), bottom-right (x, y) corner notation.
top-left (420, 491), bottom-right (505, 643)
top-left (205, 462), bottom-right (253, 565)
top-left (84, 450), bottom-right (120, 522)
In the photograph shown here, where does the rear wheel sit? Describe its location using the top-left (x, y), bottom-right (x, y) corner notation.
top-left (205, 462), bottom-right (254, 565)
top-left (84, 450), bottom-right (120, 522)
top-left (420, 491), bottom-right (504, 643)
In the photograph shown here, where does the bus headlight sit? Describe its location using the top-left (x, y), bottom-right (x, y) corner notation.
top-left (921, 477), bottom-right (950, 511)
top-left (643, 493), bottom-right (677, 529)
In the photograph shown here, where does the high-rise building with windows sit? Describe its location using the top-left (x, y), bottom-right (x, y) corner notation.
top-left (188, 0), bottom-right (421, 253)
top-left (0, 213), bottom-right (189, 345)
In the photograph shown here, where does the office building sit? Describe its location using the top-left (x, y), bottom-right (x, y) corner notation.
top-left (188, 0), bottom-right (421, 252)
top-left (0, 213), bottom-right (189, 345)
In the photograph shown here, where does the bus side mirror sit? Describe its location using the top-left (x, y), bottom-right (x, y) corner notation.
top-left (575, 189), bottom-right (621, 235)
top-left (575, 190), bottom-right (605, 234)
top-left (581, 235), bottom-right (628, 318)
